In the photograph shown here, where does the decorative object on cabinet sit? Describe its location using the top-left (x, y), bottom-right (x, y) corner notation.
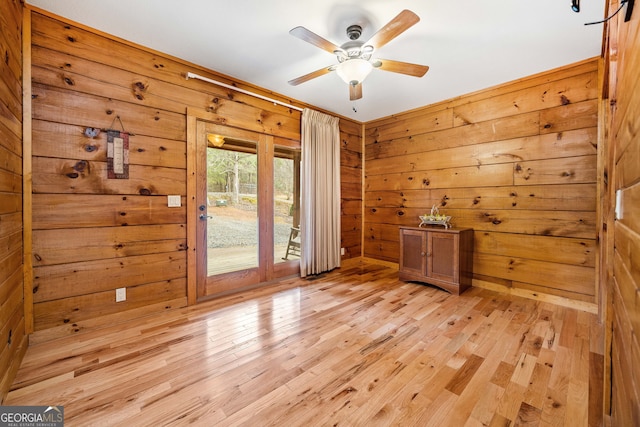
top-left (398, 226), bottom-right (473, 295)
top-left (419, 205), bottom-right (451, 228)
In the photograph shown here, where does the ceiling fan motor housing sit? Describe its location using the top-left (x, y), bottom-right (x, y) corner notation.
top-left (346, 24), bottom-right (363, 40)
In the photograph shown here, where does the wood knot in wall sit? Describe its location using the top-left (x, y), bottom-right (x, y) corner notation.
top-left (64, 160), bottom-right (90, 179)
top-left (74, 160), bottom-right (89, 173)
top-left (132, 81), bottom-right (148, 100)
top-left (84, 144), bottom-right (98, 153)
top-left (482, 212), bottom-right (502, 225)
top-left (84, 127), bottom-right (100, 138)
top-left (515, 164), bottom-right (532, 180)
top-left (453, 113), bottom-right (470, 126)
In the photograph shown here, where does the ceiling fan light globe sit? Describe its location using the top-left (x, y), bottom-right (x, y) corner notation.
top-left (336, 58), bottom-right (373, 86)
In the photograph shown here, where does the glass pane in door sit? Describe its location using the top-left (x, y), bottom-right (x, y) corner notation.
top-left (206, 142), bottom-right (258, 275)
top-left (274, 147), bottom-right (301, 264)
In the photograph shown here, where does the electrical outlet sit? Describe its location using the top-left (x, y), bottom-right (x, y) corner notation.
top-left (341, 247), bottom-right (345, 256)
top-left (115, 287), bottom-right (126, 302)
top-left (167, 195), bottom-right (181, 207)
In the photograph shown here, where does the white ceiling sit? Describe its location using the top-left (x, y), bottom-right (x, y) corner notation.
top-left (26, 0), bottom-right (605, 122)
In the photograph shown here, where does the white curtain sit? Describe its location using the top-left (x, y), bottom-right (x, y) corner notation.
top-left (300, 109), bottom-right (341, 277)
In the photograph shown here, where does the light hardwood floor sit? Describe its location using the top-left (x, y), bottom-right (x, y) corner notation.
top-left (7, 259), bottom-right (603, 426)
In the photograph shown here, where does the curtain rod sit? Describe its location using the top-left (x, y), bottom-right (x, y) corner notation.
top-left (185, 72), bottom-right (304, 112)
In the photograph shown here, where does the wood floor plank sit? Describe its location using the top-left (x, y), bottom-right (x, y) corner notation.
top-left (523, 361), bottom-right (553, 409)
top-left (5, 259), bottom-right (603, 426)
top-left (449, 338), bottom-right (513, 426)
top-left (468, 382), bottom-right (506, 426)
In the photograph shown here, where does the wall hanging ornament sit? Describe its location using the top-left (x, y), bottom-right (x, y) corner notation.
top-left (106, 116), bottom-right (130, 179)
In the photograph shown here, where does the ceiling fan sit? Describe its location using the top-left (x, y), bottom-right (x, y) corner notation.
top-left (288, 9), bottom-right (429, 101)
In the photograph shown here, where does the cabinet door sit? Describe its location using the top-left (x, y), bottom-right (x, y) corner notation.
top-left (427, 231), bottom-right (458, 283)
top-left (400, 229), bottom-right (427, 276)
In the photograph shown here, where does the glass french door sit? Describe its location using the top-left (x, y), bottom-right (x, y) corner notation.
top-left (194, 120), bottom-right (300, 300)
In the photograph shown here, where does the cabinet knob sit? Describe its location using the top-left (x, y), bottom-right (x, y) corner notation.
top-left (426, 252), bottom-right (431, 257)
top-left (421, 252), bottom-right (426, 256)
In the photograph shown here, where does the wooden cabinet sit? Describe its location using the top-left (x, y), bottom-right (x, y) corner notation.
top-left (399, 226), bottom-right (474, 295)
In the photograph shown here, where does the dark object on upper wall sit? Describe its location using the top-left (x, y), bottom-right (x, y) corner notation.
top-left (571, 0), bottom-right (580, 13)
top-left (625, 0), bottom-right (636, 21)
top-left (585, 0), bottom-right (635, 25)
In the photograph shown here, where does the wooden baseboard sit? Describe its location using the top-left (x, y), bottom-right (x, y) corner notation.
top-left (472, 278), bottom-right (598, 314)
top-left (351, 256), bottom-right (597, 314)
top-left (351, 256), bottom-right (399, 269)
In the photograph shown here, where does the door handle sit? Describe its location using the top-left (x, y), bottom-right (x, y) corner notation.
top-left (199, 214), bottom-right (211, 220)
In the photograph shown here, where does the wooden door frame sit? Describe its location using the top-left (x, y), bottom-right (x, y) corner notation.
top-left (186, 108), bottom-right (299, 304)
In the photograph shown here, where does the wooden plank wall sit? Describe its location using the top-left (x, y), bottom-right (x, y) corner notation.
top-left (27, 9), bottom-right (361, 343)
top-left (364, 59), bottom-right (599, 305)
top-left (603, 1), bottom-right (640, 423)
top-left (0, 0), bottom-right (27, 403)
top-left (340, 120), bottom-right (363, 258)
